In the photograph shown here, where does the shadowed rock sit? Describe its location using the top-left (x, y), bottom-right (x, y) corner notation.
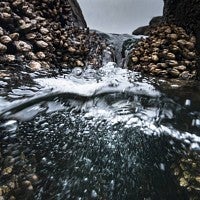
top-left (163, 0), bottom-right (200, 51)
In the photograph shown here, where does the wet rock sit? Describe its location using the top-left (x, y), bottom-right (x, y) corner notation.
top-left (4, 54), bottom-right (16, 63)
top-left (0, 36), bottom-right (12, 44)
top-left (0, 43), bottom-right (7, 53)
top-left (163, 0), bottom-right (200, 51)
top-left (29, 61), bottom-right (41, 70)
top-left (14, 41), bottom-right (32, 52)
top-left (129, 24), bottom-right (198, 79)
top-left (35, 40), bottom-right (48, 48)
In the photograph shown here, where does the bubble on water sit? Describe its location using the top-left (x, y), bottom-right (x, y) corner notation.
top-left (1, 120), bottom-right (18, 133)
top-left (110, 180), bottom-right (115, 190)
top-left (72, 67), bottom-right (83, 76)
top-left (190, 143), bottom-right (200, 150)
top-left (41, 157), bottom-right (47, 163)
top-left (83, 177), bottom-right (88, 182)
top-left (159, 163), bottom-right (165, 171)
top-left (185, 99), bottom-right (191, 106)
top-left (91, 190), bottom-right (98, 198)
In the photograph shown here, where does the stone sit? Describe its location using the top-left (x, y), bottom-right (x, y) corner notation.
top-left (14, 41), bottom-right (32, 52)
top-left (0, 36), bottom-right (12, 44)
top-left (26, 33), bottom-right (37, 40)
top-left (0, 43), bottom-right (7, 53)
top-left (35, 40), bottom-right (48, 48)
top-left (129, 24), bottom-right (197, 79)
top-left (68, 46), bottom-right (76, 53)
top-left (9, 33), bottom-right (19, 41)
top-left (4, 55), bottom-right (16, 62)
top-left (76, 60), bottom-right (84, 67)
top-left (163, 0), bottom-right (200, 51)
top-left (29, 61), bottom-right (41, 70)
top-left (151, 54), bottom-right (159, 62)
top-left (36, 52), bottom-right (46, 59)
top-left (131, 56), bottom-right (139, 63)
top-left (179, 178), bottom-right (189, 187)
top-left (40, 27), bottom-right (49, 35)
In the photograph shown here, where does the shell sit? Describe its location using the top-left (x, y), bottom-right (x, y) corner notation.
top-left (35, 40), bottom-right (48, 48)
top-left (14, 41), bottom-right (32, 52)
top-left (0, 43), bottom-right (7, 53)
top-left (36, 51), bottom-right (46, 59)
top-left (0, 35), bottom-right (12, 44)
top-left (130, 24), bottom-right (197, 79)
top-left (29, 61), bottom-right (41, 70)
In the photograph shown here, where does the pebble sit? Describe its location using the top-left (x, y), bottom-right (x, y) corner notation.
top-left (0, 36), bottom-right (12, 44)
top-left (14, 41), bottom-right (32, 52)
top-left (35, 40), bottom-right (48, 48)
top-left (29, 61), bottom-right (41, 70)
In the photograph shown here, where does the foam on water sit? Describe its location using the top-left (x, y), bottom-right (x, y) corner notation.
top-left (35, 62), bottom-right (160, 98)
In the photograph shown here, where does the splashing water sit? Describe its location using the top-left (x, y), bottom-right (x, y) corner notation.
top-left (0, 35), bottom-right (200, 200)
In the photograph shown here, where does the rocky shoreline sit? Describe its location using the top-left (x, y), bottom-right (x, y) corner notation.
top-left (0, 0), bottom-right (200, 199)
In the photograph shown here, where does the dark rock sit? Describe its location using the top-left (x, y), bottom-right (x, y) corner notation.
top-left (132, 25), bottom-right (149, 35)
top-left (132, 16), bottom-right (163, 35)
top-left (163, 0), bottom-right (200, 78)
top-left (163, 0), bottom-right (200, 51)
top-left (68, 0), bottom-right (87, 28)
top-left (149, 16), bottom-right (163, 26)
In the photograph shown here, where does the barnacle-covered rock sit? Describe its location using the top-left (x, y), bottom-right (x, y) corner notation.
top-left (129, 24), bottom-right (198, 79)
top-left (14, 41), bottom-right (32, 52)
top-left (0, 0), bottom-right (109, 72)
top-left (171, 152), bottom-right (200, 199)
top-left (0, 43), bottom-right (7, 53)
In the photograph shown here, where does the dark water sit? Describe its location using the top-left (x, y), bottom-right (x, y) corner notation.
top-left (0, 34), bottom-right (200, 200)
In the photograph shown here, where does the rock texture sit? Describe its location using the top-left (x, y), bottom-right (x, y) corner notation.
top-left (131, 0), bottom-right (200, 79)
top-left (163, 0), bottom-right (200, 51)
top-left (0, 0), bottom-right (108, 72)
top-left (132, 16), bottom-right (163, 35)
top-left (129, 24), bottom-right (197, 79)
top-left (133, 0), bottom-right (200, 52)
